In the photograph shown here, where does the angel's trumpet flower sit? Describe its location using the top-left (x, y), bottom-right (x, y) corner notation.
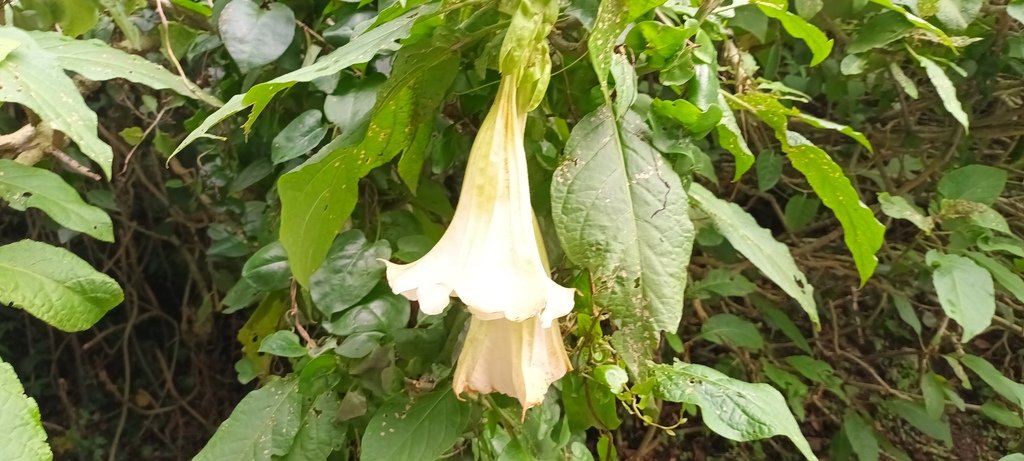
top-left (453, 316), bottom-right (570, 411)
top-left (383, 75), bottom-right (574, 327)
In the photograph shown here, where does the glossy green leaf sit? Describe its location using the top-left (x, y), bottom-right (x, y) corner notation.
top-left (173, 5), bottom-right (437, 157)
top-left (753, 0), bottom-right (834, 65)
top-left (716, 95), bottom-right (756, 180)
top-left (309, 230), bottom-right (390, 316)
top-left (926, 250), bottom-right (995, 342)
top-left (689, 183), bottom-right (817, 326)
top-left (652, 361), bottom-right (816, 461)
top-left (700, 313), bottom-right (764, 350)
top-left (0, 28), bottom-right (113, 177)
top-left (0, 240), bottom-right (123, 332)
top-left (0, 357), bottom-right (52, 461)
top-left (258, 331), bottom-right (308, 358)
top-left (361, 387), bottom-right (470, 460)
top-left (981, 401), bottom-right (1023, 428)
top-left (219, 0), bottom-right (295, 73)
top-left (937, 165), bottom-right (1006, 205)
top-left (242, 242), bottom-right (292, 291)
top-left (0, 160), bottom-right (113, 242)
top-left (551, 107), bottom-right (694, 373)
top-left (878, 192), bottom-right (933, 233)
top-left (194, 377), bottom-right (302, 461)
top-left (279, 37), bottom-right (457, 285)
top-left (28, 31), bottom-right (220, 106)
top-left (272, 110), bottom-right (328, 164)
top-left (783, 132), bottom-right (885, 285)
top-left (322, 290), bottom-right (409, 337)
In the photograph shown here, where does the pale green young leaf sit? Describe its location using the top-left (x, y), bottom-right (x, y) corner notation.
top-left (889, 63), bottom-right (919, 99)
top-left (690, 182), bottom-right (817, 326)
top-left (552, 107), bottom-right (693, 373)
top-left (716, 94), bottom-right (755, 180)
top-left (1009, 0), bottom-right (1024, 23)
top-left (258, 331), bottom-right (307, 358)
top-left (913, 53), bottom-right (969, 130)
top-left (981, 401), bottom-right (1024, 428)
top-left (920, 372), bottom-right (947, 420)
top-left (878, 192), bottom-right (933, 234)
top-left (934, 0), bottom-right (983, 31)
top-left (0, 28), bottom-right (113, 177)
top-left (28, 31), bottom-right (220, 106)
top-left (0, 357), bottom-right (52, 461)
top-left (652, 361), bottom-right (816, 461)
top-left (0, 160), bottom-right (113, 242)
top-left (926, 250), bottom-right (995, 343)
top-left (783, 132), bottom-right (885, 285)
top-left (194, 377), bottom-right (302, 461)
top-left (1000, 454), bottom-right (1024, 461)
top-left (0, 240), bottom-right (123, 332)
top-left (793, 112), bottom-right (872, 152)
top-left (753, 0), bottom-right (834, 65)
top-left (361, 387), bottom-right (470, 460)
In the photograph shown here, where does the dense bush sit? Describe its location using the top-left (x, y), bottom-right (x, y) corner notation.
top-left (1, 0), bottom-right (1023, 460)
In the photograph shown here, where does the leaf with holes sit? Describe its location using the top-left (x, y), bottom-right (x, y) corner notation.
top-left (551, 106), bottom-right (693, 374)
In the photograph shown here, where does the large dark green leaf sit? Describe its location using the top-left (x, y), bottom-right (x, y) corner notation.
top-left (0, 160), bottom-right (113, 242)
top-left (551, 106), bottom-right (693, 374)
top-left (0, 357), bottom-right (52, 461)
top-left (652, 361), bottom-right (816, 461)
top-left (0, 240), bottom-right (122, 332)
top-left (0, 28), bottom-right (113, 177)
top-left (279, 38), bottom-right (458, 285)
top-left (194, 377), bottom-right (302, 461)
top-left (361, 387), bottom-right (471, 461)
top-left (309, 230), bottom-right (391, 316)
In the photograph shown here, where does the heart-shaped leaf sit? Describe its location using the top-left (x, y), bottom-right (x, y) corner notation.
top-left (218, 0), bottom-right (295, 72)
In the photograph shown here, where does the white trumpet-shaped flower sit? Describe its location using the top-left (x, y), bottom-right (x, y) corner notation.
top-left (453, 316), bottom-right (571, 411)
top-left (383, 75), bottom-right (574, 326)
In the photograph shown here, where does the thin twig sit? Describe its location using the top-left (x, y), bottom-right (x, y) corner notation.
top-left (121, 107), bottom-right (169, 175)
top-left (49, 147), bottom-right (102, 180)
top-left (290, 281), bottom-right (316, 349)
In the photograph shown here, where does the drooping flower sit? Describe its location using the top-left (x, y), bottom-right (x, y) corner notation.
top-left (453, 316), bottom-right (571, 411)
top-left (383, 75), bottom-right (574, 327)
